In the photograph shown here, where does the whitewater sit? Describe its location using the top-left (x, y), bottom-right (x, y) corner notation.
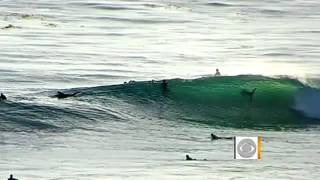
top-left (1, 0), bottom-right (320, 179)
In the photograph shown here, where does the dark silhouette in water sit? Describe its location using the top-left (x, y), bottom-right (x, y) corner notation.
top-left (8, 174), bottom-right (18, 180)
top-left (161, 80), bottom-right (168, 90)
top-left (161, 80), bottom-right (169, 96)
top-left (2, 24), bottom-right (14, 29)
top-left (53, 91), bottom-right (80, 99)
top-left (1, 24), bottom-right (21, 30)
top-left (211, 133), bottom-right (220, 140)
top-left (241, 88), bottom-right (257, 102)
top-left (0, 93), bottom-right (7, 100)
top-left (215, 68), bottom-right (221, 76)
top-left (185, 154), bottom-right (207, 161)
top-left (186, 154), bottom-right (196, 160)
top-left (211, 133), bottom-right (233, 141)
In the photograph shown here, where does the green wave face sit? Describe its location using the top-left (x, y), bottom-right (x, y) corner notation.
top-left (90, 75), bottom-right (314, 129)
top-left (166, 76), bottom-right (306, 128)
top-left (168, 75), bottom-right (302, 107)
top-left (2, 75), bottom-right (316, 132)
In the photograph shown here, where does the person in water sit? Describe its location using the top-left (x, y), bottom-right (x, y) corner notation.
top-left (185, 154), bottom-right (207, 161)
top-left (8, 174), bottom-right (18, 180)
top-left (241, 88), bottom-right (257, 102)
top-left (161, 80), bottom-right (168, 90)
top-left (211, 133), bottom-right (220, 140)
top-left (53, 91), bottom-right (80, 99)
top-left (215, 68), bottom-right (221, 76)
top-left (186, 154), bottom-right (196, 160)
top-left (0, 93), bottom-right (7, 101)
top-left (211, 133), bottom-right (233, 141)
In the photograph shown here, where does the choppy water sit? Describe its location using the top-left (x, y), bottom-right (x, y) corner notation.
top-left (0, 0), bottom-right (320, 179)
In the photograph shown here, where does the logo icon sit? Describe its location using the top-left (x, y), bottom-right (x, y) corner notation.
top-left (234, 136), bottom-right (261, 159)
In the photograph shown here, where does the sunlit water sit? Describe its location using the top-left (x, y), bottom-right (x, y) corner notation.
top-left (0, 0), bottom-right (320, 179)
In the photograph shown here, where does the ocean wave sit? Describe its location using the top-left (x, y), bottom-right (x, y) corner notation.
top-left (206, 2), bottom-right (235, 7)
top-left (78, 75), bottom-right (320, 127)
top-left (1, 75), bottom-right (319, 131)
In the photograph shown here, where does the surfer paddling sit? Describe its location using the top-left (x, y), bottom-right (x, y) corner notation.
top-left (8, 174), bottom-right (18, 180)
top-left (0, 93), bottom-right (7, 101)
top-left (211, 133), bottom-right (233, 141)
top-left (241, 88), bottom-right (257, 102)
top-left (53, 91), bottom-right (80, 99)
top-left (185, 154), bottom-right (207, 161)
top-left (186, 154), bottom-right (196, 160)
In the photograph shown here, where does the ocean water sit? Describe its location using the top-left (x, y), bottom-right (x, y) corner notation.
top-left (0, 0), bottom-right (320, 179)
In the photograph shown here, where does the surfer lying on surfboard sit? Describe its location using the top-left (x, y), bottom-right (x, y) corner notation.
top-left (211, 133), bottom-right (233, 141)
top-left (186, 154), bottom-right (207, 161)
top-left (53, 91), bottom-right (80, 99)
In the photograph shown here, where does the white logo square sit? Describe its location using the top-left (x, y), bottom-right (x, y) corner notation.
top-left (234, 136), bottom-right (261, 160)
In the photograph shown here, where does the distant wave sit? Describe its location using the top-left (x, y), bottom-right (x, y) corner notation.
top-left (263, 53), bottom-right (294, 57)
top-left (260, 9), bottom-right (288, 14)
top-left (206, 2), bottom-right (242, 7)
top-left (206, 2), bottom-right (233, 7)
top-left (91, 16), bottom-right (189, 24)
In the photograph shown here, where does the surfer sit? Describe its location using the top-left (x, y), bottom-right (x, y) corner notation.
top-left (0, 93), bottom-right (7, 100)
top-left (186, 154), bottom-right (196, 160)
top-left (1, 24), bottom-right (21, 30)
top-left (2, 24), bottom-right (14, 29)
top-left (185, 154), bottom-right (207, 161)
top-left (8, 174), bottom-right (18, 180)
top-left (211, 133), bottom-right (233, 141)
top-left (161, 80), bottom-right (168, 90)
top-left (211, 133), bottom-right (220, 140)
top-left (241, 88), bottom-right (257, 102)
top-left (215, 68), bottom-right (221, 76)
top-left (53, 91), bottom-right (80, 99)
